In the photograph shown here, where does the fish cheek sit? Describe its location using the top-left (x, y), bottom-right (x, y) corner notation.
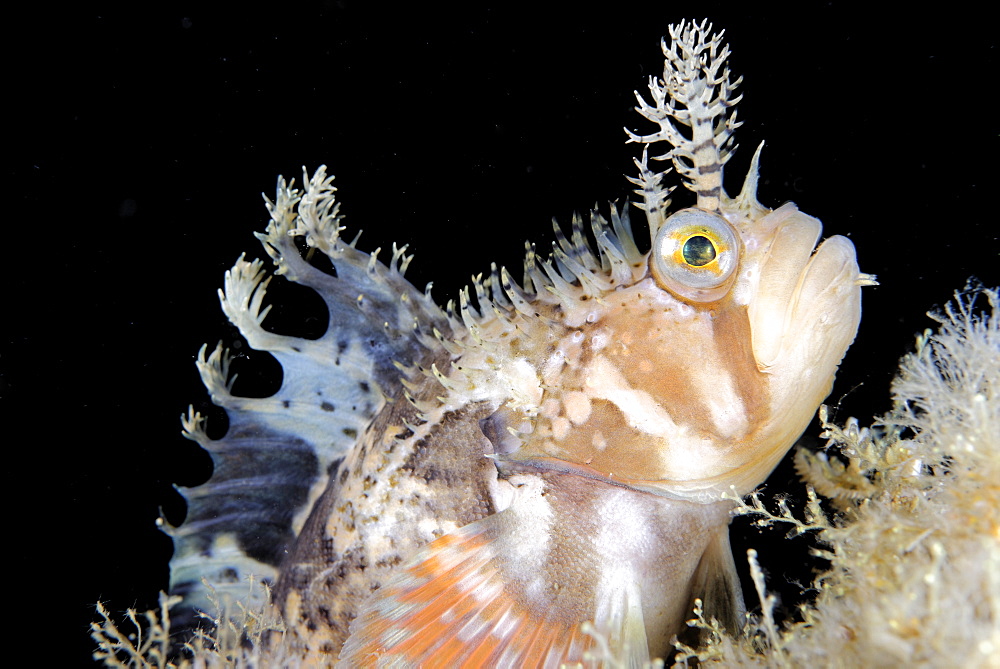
top-left (552, 398), bottom-right (666, 479)
top-left (711, 304), bottom-right (772, 440)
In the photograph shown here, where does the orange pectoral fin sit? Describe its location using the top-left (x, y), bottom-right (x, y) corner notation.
top-left (338, 516), bottom-right (595, 667)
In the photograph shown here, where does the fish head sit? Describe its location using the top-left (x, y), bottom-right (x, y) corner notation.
top-left (482, 20), bottom-right (872, 502)
top-left (637, 189), bottom-right (866, 498)
top-left (498, 157), bottom-right (867, 501)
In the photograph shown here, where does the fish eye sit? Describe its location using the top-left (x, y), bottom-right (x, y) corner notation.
top-left (650, 208), bottom-right (740, 302)
top-left (682, 235), bottom-right (716, 266)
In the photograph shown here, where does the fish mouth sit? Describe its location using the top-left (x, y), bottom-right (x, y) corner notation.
top-left (735, 208), bottom-right (864, 496)
top-left (749, 208), bottom-right (862, 373)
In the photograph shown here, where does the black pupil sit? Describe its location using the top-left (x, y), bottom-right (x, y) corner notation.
top-left (682, 235), bottom-right (716, 266)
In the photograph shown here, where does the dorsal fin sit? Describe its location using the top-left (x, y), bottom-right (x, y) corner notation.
top-left (166, 167), bottom-right (452, 628)
top-left (627, 19), bottom-right (743, 214)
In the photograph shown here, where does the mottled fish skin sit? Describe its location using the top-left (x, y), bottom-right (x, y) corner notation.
top-left (274, 359), bottom-right (502, 655)
top-left (167, 19), bottom-right (872, 666)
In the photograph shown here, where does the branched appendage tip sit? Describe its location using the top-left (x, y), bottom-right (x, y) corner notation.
top-left (627, 19), bottom-right (743, 214)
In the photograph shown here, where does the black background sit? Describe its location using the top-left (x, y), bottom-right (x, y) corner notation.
top-left (8, 3), bottom-right (997, 664)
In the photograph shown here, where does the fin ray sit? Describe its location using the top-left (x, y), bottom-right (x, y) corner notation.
top-left (690, 527), bottom-right (746, 634)
top-left (339, 478), bottom-right (656, 667)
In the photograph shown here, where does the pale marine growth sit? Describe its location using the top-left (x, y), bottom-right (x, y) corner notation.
top-left (91, 578), bottom-right (286, 668)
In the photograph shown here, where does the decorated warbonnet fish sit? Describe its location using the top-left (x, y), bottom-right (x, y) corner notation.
top-left (165, 20), bottom-right (873, 666)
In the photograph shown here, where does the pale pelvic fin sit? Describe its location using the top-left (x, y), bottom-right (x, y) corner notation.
top-left (688, 526), bottom-right (746, 635)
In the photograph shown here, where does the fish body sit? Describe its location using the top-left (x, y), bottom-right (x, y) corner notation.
top-left (166, 20), bottom-right (870, 665)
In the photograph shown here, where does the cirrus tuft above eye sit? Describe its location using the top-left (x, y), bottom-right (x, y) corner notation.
top-left (650, 208), bottom-right (740, 302)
